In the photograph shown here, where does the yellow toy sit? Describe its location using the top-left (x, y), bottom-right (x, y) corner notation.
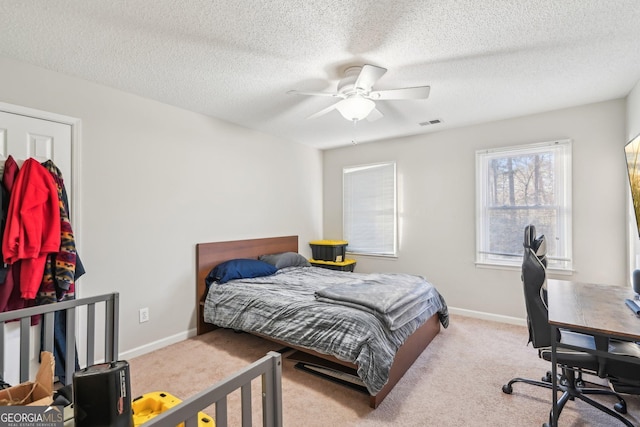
top-left (132, 391), bottom-right (214, 426)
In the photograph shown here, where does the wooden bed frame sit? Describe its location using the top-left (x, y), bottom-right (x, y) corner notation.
top-left (196, 235), bottom-right (441, 409)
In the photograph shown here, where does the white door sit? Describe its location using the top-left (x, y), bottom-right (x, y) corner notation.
top-left (0, 111), bottom-right (73, 206)
top-left (0, 110), bottom-right (73, 385)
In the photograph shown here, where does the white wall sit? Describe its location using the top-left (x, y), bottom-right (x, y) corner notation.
top-left (0, 57), bottom-right (323, 357)
top-left (628, 81), bottom-right (640, 138)
top-left (324, 100), bottom-right (628, 321)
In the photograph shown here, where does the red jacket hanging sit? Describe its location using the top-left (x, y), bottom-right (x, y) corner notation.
top-left (2, 158), bottom-right (60, 299)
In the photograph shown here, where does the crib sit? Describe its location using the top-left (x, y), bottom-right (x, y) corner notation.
top-left (0, 293), bottom-right (283, 427)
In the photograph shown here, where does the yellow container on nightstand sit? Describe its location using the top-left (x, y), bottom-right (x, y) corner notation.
top-left (309, 258), bottom-right (357, 272)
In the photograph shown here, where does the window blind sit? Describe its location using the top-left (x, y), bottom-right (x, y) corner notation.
top-left (343, 162), bottom-right (396, 256)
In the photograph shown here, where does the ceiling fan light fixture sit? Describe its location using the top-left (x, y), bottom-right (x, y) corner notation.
top-left (288, 64), bottom-right (429, 123)
top-left (336, 97), bottom-right (375, 121)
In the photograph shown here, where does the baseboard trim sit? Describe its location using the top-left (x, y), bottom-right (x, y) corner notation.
top-left (119, 328), bottom-right (198, 360)
top-left (448, 306), bottom-right (527, 327)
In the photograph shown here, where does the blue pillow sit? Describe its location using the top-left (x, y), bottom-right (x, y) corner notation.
top-left (206, 259), bottom-right (277, 285)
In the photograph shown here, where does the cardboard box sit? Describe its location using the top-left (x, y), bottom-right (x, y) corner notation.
top-left (0, 351), bottom-right (54, 406)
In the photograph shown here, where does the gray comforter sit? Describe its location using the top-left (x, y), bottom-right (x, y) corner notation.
top-left (315, 272), bottom-right (438, 331)
top-left (204, 266), bottom-right (448, 395)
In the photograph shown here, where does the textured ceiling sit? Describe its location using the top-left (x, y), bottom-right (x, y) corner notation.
top-left (1, 1), bottom-right (640, 149)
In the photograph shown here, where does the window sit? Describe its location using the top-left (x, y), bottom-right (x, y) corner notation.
top-left (476, 140), bottom-right (572, 270)
top-left (343, 162), bottom-right (397, 256)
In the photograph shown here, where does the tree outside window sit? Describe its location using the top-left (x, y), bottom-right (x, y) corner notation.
top-left (476, 140), bottom-right (572, 270)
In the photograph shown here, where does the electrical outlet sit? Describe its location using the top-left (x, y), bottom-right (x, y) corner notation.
top-left (139, 307), bottom-right (149, 323)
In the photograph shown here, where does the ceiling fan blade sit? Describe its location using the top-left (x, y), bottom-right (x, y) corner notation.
top-left (369, 86), bottom-right (430, 100)
top-left (287, 90), bottom-right (341, 97)
top-left (306, 101), bottom-right (342, 119)
top-left (354, 64), bottom-right (387, 92)
top-left (366, 108), bottom-right (384, 122)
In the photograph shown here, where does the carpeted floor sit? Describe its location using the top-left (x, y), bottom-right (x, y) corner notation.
top-left (128, 314), bottom-right (640, 426)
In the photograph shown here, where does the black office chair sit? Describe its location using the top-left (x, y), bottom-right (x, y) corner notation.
top-left (606, 342), bottom-right (640, 395)
top-left (502, 225), bottom-right (634, 426)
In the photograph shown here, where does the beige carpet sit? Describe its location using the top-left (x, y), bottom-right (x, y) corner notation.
top-left (128, 315), bottom-right (640, 426)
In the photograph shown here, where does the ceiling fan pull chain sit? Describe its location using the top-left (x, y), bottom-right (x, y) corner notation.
top-left (351, 119), bottom-right (358, 145)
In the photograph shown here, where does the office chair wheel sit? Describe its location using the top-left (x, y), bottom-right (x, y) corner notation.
top-left (542, 371), bottom-right (552, 382)
top-left (502, 384), bottom-right (513, 394)
top-left (614, 401), bottom-right (627, 414)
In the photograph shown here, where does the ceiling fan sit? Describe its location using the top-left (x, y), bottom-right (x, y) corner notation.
top-left (287, 64), bottom-right (430, 122)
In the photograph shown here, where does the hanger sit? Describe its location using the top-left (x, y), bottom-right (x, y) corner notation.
top-left (0, 156), bottom-right (48, 174)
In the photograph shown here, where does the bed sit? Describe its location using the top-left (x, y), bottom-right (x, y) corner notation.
top-left (196, 235), bottom-right (449, 409)
top-left (0, 293), bottom-right (283, 427)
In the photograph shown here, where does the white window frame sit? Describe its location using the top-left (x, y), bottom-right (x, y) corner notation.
top-left (343, 161), bottom-right (397, 257)
top-left (476, 139), bottom-right (572, 271)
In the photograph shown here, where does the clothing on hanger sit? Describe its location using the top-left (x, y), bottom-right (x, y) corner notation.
top-left (0, 156), bottom-right (35, 315)
top-left (0, 156), bottom-right (86, 380)
top-left (2, 158), bottom-right (61, 300)
top-left (38, 160), bottom-right (78, 304)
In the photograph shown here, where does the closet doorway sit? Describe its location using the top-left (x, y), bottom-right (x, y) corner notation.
top-left (0, 104), bottom-right (79, 385)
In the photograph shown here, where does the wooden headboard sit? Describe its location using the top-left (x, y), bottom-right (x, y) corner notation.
top-left (196, 235), bottom-right (299, 335)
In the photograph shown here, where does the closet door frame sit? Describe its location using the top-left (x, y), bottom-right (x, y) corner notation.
top-left (0, 102), bottom-right (89, 380)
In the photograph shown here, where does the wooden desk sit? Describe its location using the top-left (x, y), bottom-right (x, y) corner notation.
top-left (547, 279), bottom-right (640, 427)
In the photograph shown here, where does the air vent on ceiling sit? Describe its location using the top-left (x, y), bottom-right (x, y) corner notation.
top-left (419, 119), bottom-right (442, 126)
